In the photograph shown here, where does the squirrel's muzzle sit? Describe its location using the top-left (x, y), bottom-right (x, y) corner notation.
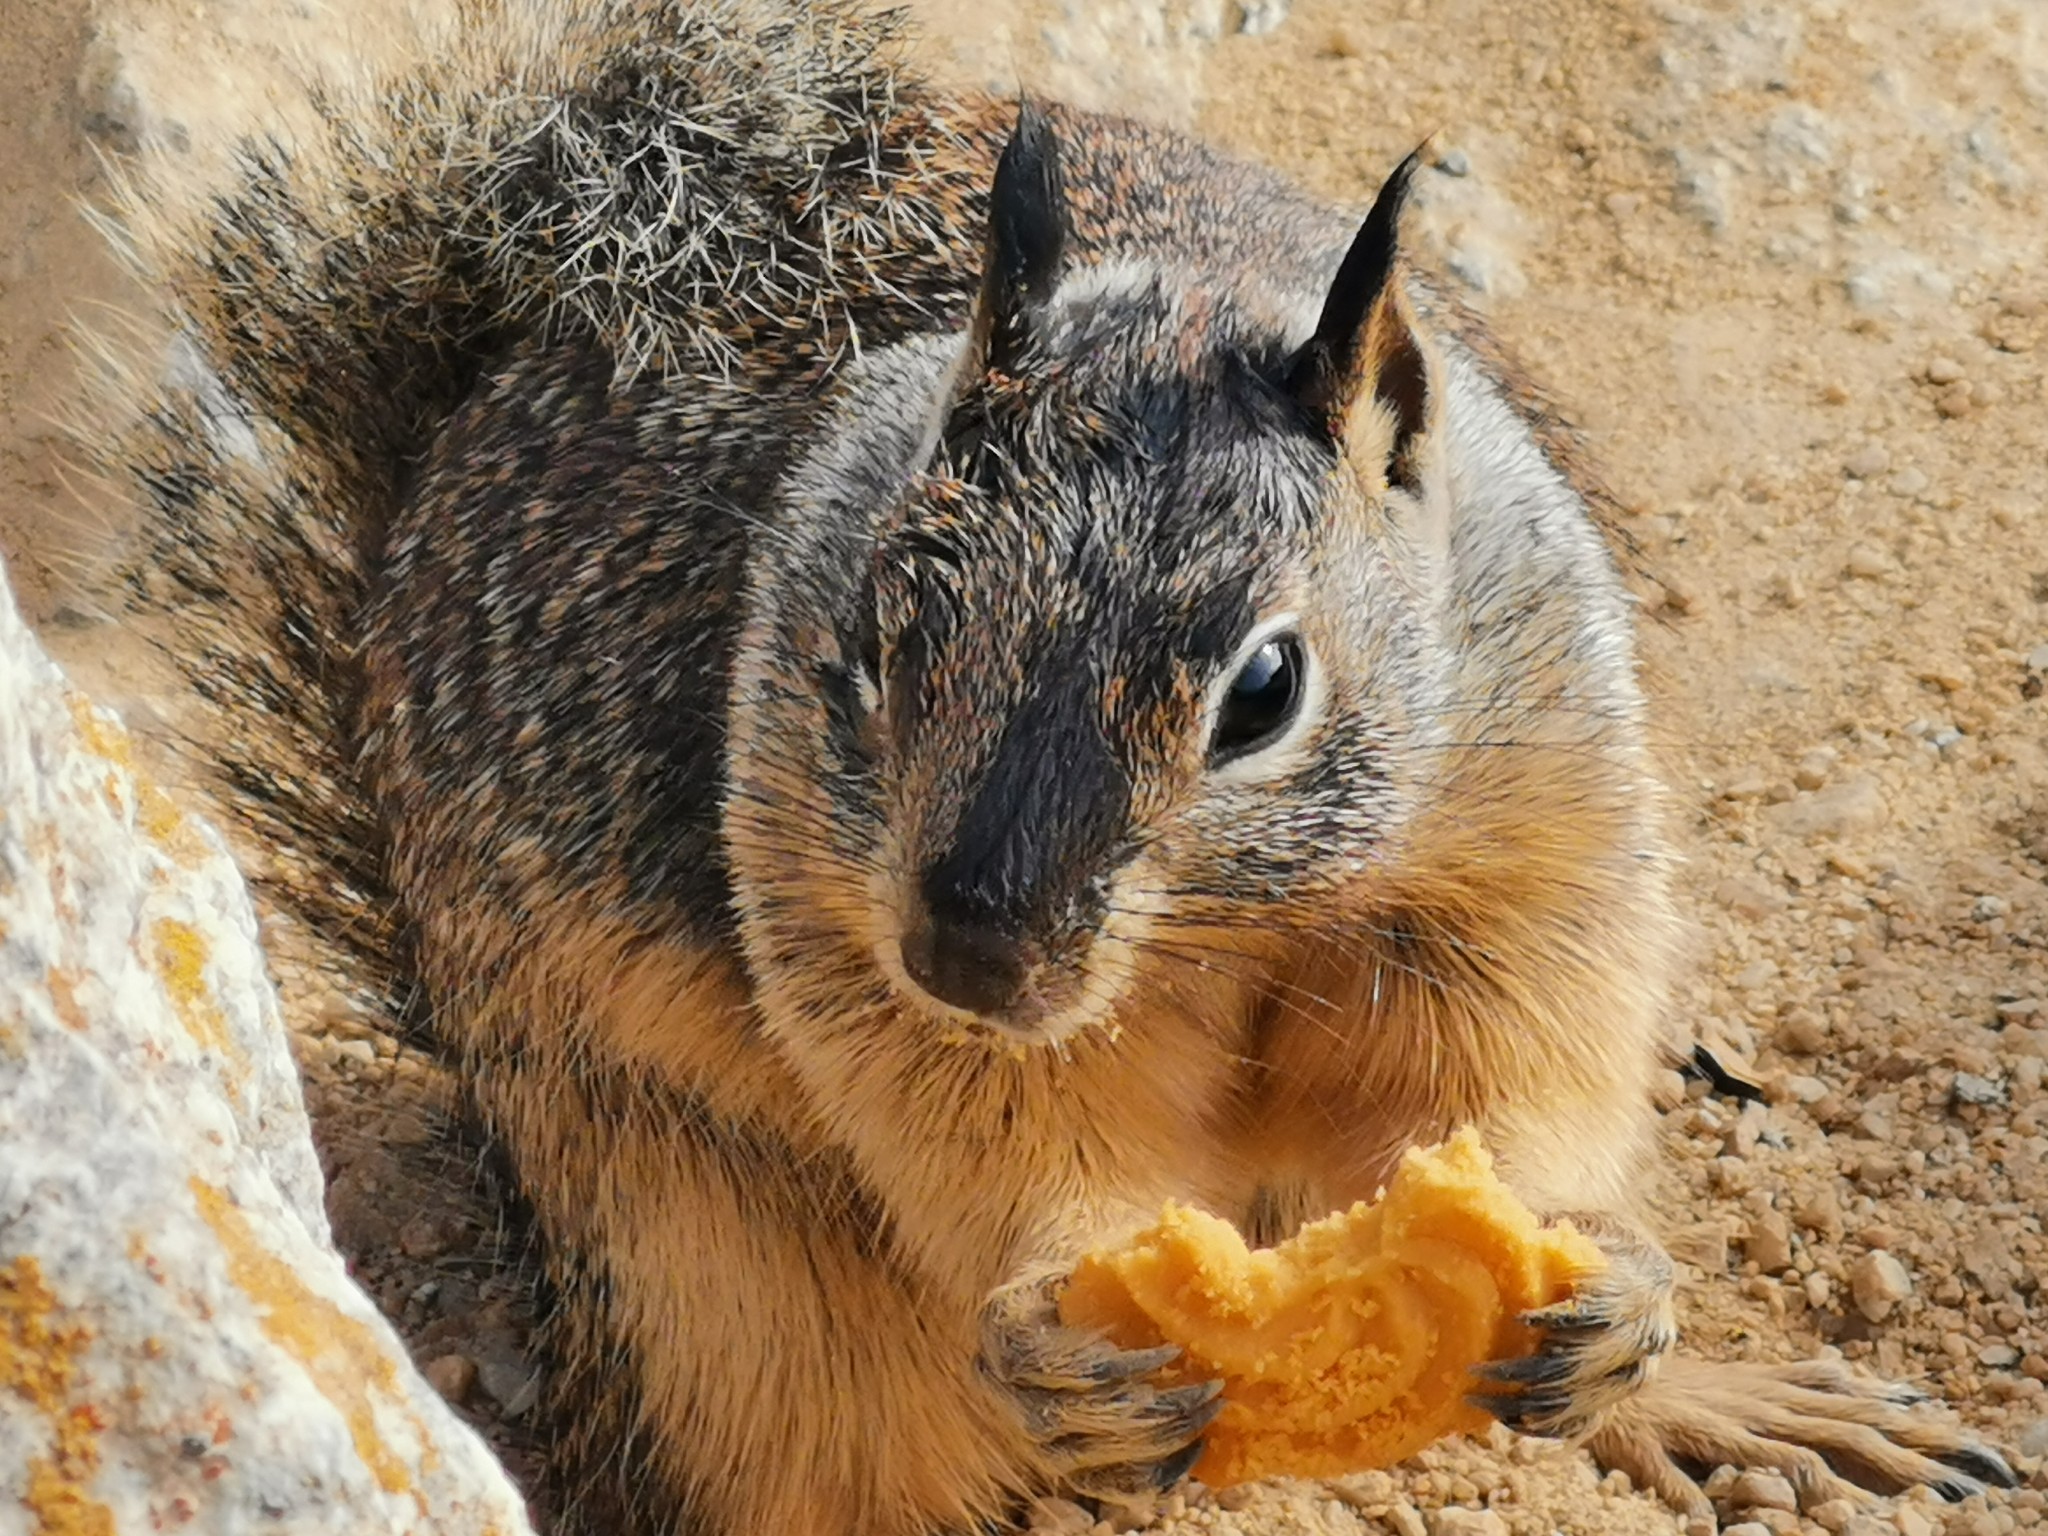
top-left (897, 916), bottom-right (1035, 1017)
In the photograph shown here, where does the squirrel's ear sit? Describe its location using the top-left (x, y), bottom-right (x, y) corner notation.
top-left (1286, 148), bottom-right (1435, 493)
top-left (968, 101), bottom-right (1070, 377)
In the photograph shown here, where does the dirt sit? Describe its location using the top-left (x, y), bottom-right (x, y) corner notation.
top-left (2, 1), bottom-right (2045, 1533)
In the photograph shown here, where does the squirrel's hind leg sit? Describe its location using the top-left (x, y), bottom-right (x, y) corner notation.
top-left (1580, 1354), bottom-right (2018, 1520)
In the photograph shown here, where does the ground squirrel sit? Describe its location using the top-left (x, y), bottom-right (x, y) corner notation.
top-left (94, 0), bottom-right (2016, 1530)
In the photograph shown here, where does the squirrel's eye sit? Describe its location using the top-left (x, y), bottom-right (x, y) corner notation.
top-left (1208, 633), bottom-right (1306, 766)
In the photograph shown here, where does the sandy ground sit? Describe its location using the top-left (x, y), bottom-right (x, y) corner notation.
top-left (3, 0), bottom-right (2046, 1533)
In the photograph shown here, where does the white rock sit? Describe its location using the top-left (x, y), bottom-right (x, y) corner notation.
top-left (1849, 1250), bottom-right (1913, 1323)
top-left (0, 556), bottom-right (534, 1534)
top-left (1428, 1509), bottom-right (1508, 1536)
top-left (1764, 775), bottom-right (1887, 840)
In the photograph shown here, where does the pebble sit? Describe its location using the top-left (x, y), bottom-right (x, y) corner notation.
top-left (476, 1357), bottom-right (542, 1419)
top-left (2018, 1417), bottom-right (2048, 1459)
top-left (1427, 1510), bottom-right (1507, 1536)
top-left (421, 1352), bottom-right (477, 1405)
top-left (1844, 444), bottom-right (1891, 479)
top-left (1721, 1525), bottom-right (1773, 1536)
top-left (1744, 1210), bottom-right (1795, 1273)
top-left (1846, 543), bottom-right (1892, 579)
top-left (1926, 356), bottom-right (1965, 384)
top-left (1812, 1500), bottom-right (1858, 1534)
top-left (1794, 748), bottom-right (1837, 790)
top-left (1730, 1470), bottom-right (1799, 1513)
top-left (1851, 1249), bottom-right (1913, 1322)
top-left (1893, 1507), bottom-right (1938, 1536)
top-left (1436, 148), bottom-right (1472, 178)
top-left (1795, 1187), bottom-right (1846, 1240)
top-left (1781, 1072), bottom-right (1830, 1103)
top-left (1951, 1072), bottom-right (2007, 1107)
top-left (1979, 1343), bottom-right (2020, 1368)
top-left (1387, 1505), bottom-right (1429, 1536)
top-left (397, 1211), bottom-right (453, 1259)
top-left (1766, 776), bottom-right (1887, 839)
top-left (1776, 1007), bottom-right (1829, 1054)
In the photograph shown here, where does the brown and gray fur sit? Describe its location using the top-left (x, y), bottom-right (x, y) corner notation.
top-left (93, 0), bottom-right (2014, 1531)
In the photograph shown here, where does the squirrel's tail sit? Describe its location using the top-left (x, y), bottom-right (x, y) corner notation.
top-left (90, 0), bottom-right (918, 1012)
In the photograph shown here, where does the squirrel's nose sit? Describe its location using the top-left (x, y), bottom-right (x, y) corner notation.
top-left (898, 917), bottom-right (1031, 1017)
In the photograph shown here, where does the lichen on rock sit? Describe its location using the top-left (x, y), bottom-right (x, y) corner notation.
top-left (0, 554), bottom-right (534, 1535)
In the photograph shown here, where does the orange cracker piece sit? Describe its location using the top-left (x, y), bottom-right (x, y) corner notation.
top-left (1057, 1127), bottom-right (1606, 1486)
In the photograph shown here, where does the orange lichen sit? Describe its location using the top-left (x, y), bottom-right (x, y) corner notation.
top-left (2, 1256), bottom-right (114, 1536)
top-left (188, 1178), bottom-right (428, 1503)
top-left (149, 919), bottom-right (241, 1071)
top-left (64, 695), bottom-right (131, 770)
top-left (45, 969), bottom-right (89, 1033)
top-left (135, 777), bottom-right (209, 867)
top-left (1059, 1129), bottom-right (1605, 1486)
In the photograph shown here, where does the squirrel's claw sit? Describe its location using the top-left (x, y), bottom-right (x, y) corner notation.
top-left (979, 1271), bottom-right (1220, 1500)
top-left (1469, 1212), bottom-right (1677, 1441)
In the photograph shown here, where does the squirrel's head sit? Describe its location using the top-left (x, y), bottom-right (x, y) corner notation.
top-left (730, 110), bottom-right (1455, 1051)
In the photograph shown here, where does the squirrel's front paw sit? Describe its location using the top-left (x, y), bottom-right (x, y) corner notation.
top-left (978, 1268), bottom-right (1223, 1500)
top-left (1469, 1211), bottom-right (1677, 1440)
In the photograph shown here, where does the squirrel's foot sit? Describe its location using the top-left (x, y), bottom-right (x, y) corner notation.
top-left (1469, 1210), bottom-right (1677, 1439)
top-left (978, 1268), bottom-right (1223, 1500)
top-left (1583, 1354), bottom-right (2018, 1520)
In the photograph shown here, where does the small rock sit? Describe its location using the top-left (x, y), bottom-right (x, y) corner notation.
top-left (1781, 1073), bottom-right (1829, 1103)
top-left (476, 1357), bottom-right (543, 1419)
top-left (1724, 1103), bottom-right (1767, 1157)
top-left (1436, 148), bottom-right (1472, 178)
top-left (423, 1352), bottom-right (479, 1405)
top-left (1951, 1072), bottom-right (2007, 1108)
top-left (1925, 356), bottom-right (1965, 385)
top-left (399, 1211), bottom-right (455, 1259)
top-left (2017, 1417), bottom-right (2048, 1459)
top-left (1804, 1272), bottom-right (1832, 1308)
top-left (1845, 543), bottom-right (1892, 579)
top-left (1775, 1007), bottom-right (1829, 1054)
top-left (1893, 1506), bottom-right (1937, 1536)
top-left (1766, 776), bottom-right (1887, 840)
top-left (1234, 0), bottom-right (1289, 34)
top-left (1794, 1187), bottom-right (1845, 1241)
top-left (1730, 1469), bottom-right (1799, 1513)
top-left (1811, 1500), bottom-right (1857, 1534)
top-left (1793, 748), bottom-right (1836, 790)
top-left (1387, 1505), bottom-right (1429, 1536)
top-left (1743, 1211), bottom-right (1794, 1274)
top-left (1720, 1525), bottom-right (1771, 1536)
top-left (1850, 1250), bottom-right (1913, 1322)
top-left (1978, 1343), bottom-right (2020, 1369)
top-left (1427, 1511), bottom-right (1507, 1536)
top-left (1844, 444), bottom-right (1891, 479)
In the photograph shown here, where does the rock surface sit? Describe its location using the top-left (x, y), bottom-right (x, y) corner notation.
top-left (0, 556), bottom-right (534, 1534)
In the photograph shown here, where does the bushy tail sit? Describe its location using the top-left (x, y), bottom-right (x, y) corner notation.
top-left (91, 0), bottom-right (939, 1011)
